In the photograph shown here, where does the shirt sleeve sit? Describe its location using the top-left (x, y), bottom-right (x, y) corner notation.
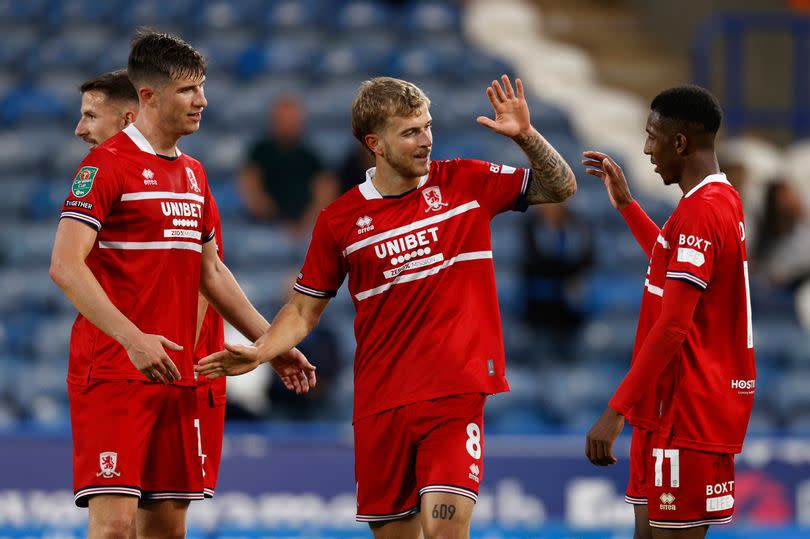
top-left (666, 203), bottom-right (718, 291)
top-left (201, 168), bottom-right (217, 244)
top-left (292, 211), bottom-right (346, 298)
top-left (60, 152), bottom-right (121, 231)
top-left (455, 158), bottom-right (530, 217)
top-left (609, 278), bottom-right (702, 415)
top-left (620, 201), bottom-right (661, 259)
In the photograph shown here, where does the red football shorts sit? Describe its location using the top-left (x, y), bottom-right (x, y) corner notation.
top-left (69, 380), bottom-right (204, 507)
top-left (354, 393), bottom-right (486, 523)
top-left (625, 427), bottom-right (653, 505)
top-left (196, 381), bottom-right (226, 498)
top-left (647, 435), bottom-right (735, 529)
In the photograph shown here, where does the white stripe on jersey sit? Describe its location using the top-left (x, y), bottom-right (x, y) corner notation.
top-left (120, 191), bottom-right (205, 204)
top-left (666, 271), bottom-right (708, 290)
top-left (657, 234), bottom-right (670, 249)
top-left (644, 279), bottom-right (664, 297)
top-left (99, 240), bottom-right (202, 253)
top-left (354, 250), bottom-right (492, 301)
top-left (343, 201), bottom-right (481, 256)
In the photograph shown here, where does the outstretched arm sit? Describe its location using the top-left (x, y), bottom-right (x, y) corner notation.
top-left (477, 75), bottom-right (576, 204)
top-left (199, 241), bottom-right (317, 393)
top-left (582, 150), bottom-right (660, 258)
top-left (196, 291), bottom-right (328, 388)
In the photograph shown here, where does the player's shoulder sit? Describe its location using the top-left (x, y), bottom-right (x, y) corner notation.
top-left (321, 185), bottom-right (365, 219)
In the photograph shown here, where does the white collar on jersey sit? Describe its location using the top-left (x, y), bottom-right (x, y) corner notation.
top-left (123, 124), bottom-right (183, 157)
top-left (358, 167), bottom-right (430, 200)
top-left (683, 172), bottom-right (731, 198)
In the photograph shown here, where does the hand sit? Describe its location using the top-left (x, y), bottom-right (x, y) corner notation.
top-left (585, 406), bottom-right (625, 466)
top-left (476, 75), bottom-right (532, 138)
top-left (195, 342), bottom-right (262, 379)
top-left (268, 347), bottom-right (317, 395)
top-left (582, 151), bottom-right (633, 210)
top-left (124, 332), bottom-right (183, 384)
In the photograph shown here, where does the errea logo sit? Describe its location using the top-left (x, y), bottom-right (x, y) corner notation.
top-left (659, 492), bottom-right (676, 510)
top-left (468, 463), bottom-right (480, 483)
top-left (142, 169), bottom-right (157, 186)
top-left (356, 215), bottom-right (375, 234)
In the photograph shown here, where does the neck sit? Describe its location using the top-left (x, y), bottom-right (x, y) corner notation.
top-left (133, 113), bottom-right (180, 156)
top-left (678, 151), bottom-right (720, 195)
top-left (371, 158), bottom-right (422, 196)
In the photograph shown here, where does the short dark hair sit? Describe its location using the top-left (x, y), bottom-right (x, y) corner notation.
top-left (127, 28), bottom-right (207, 89)
top-left (80, 69), bottom-right (138, 103)
top-left (650, 85), bottom-right (722, 134)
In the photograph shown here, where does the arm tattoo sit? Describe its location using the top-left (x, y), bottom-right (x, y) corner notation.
top-left (432, 504), bottom-right (456, 520)
top-left (513, 129), bottom-right (576, 204)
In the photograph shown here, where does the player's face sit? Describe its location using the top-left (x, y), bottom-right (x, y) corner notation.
top-left (74, 91), bottom-right (130, 149)
top-left (154, 76), bottom-right (207, 137)
top-left (378, 106), bottom-right (433, 180)
top-left (644, 111), bottom-right (682, 185)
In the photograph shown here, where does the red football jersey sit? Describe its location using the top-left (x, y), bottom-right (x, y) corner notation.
top-left (658, 174), bottom-right (755, 453)
top-left (194, 196), bottom-right (226, 403)
top-left (294, 159), bottom-right (530, 420)
top-left (61, 125), bottom-right (216, 387)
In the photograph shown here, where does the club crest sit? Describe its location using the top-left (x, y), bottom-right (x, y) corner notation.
top-left (422, 186), bottom-right (448, 212)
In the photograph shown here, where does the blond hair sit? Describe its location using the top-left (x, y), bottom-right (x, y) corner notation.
top-left (351, 77), bottom-right (430, 151)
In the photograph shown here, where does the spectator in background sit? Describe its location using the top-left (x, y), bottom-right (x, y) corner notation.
top-left (239, 94), bottom-right (339, 234)
top-left (754, 179), bottom-right (810, 289)
top-left (337, 143), bottom-right (376, 193)
top-left (521, 202), bottom-right (593, 359)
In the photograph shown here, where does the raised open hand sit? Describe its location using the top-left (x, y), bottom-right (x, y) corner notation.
top-left (476, 75), bottom-right (532, 138)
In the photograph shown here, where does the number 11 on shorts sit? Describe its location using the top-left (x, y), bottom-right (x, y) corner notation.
top-left (653, 448), bottom-right (680, 488)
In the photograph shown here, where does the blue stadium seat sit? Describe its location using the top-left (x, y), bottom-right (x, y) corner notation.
top-left (115, 0), bottom-right (197, 28)
top-left (235, 37), bottom-right (319, 80)
top-left (333, 0), bottom-right (395, 32)
top-left (261, 0), bottom-right (326, 31)
top-left (399, 1), bottom-right (461, 34)
top-left (196, 32), bottom-right (257, 75)
top-left (387, 41), bottom-right (465, 80)
top-left (311, 38), bottom-right (395, 80)
top-left (0, 86), bottom-right (67, 126)
top-left (307, 126), bottom-right (355, 168)
top-left (304, 80), bottom-right (359, 129)
top-left (0, 0), bottom-right (50, 24)
top-left (43, 0), bottom-right (125, 26)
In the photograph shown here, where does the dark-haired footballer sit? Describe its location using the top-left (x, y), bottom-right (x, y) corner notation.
top-left (51, 30), bottom-right (315, 538)
top-left (583, 85), bottom-right (756, 539)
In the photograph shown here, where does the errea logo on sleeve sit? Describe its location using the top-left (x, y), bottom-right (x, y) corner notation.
top-left (72, 166), bottom-right (98, 197)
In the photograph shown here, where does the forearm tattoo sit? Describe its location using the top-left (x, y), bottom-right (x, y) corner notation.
top-left (513, 130), bottom-right (576, 204)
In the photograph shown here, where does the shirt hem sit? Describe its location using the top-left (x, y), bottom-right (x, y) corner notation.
top-left (352, 384), bottom-right (509, 423)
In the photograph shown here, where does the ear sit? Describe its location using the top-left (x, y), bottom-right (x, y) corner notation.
top-left (138, 86), bottom-right (155, 106)
top-left (365, 134), bottom-right (383, 157)
top-left (674, 133), bottom-right (688, 155)
top-left (123, 110), bottom-right (136, 126)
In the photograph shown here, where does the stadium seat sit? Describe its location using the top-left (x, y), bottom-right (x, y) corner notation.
top-left (399, 1), bottom-right (461, 34)
top-left (333, 0), bottom-right (395, 32)
top-left (0, 86), bottom-right (67, 126)
top-left (261, 0), bottom-right (326, 31)
top-left (235, 37), bottom-right (320, 80)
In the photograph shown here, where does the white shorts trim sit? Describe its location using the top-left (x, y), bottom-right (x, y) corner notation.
top-left (650, 515), bottom-right (733, 529)
top-left (418, 484), bottom-right (478, 503)
top-left (74, 486), bottom-right (141, 506)
top-left (356, 505), bottom-right (420, 522)
top-left (625, 494), bottom-right (647, 505)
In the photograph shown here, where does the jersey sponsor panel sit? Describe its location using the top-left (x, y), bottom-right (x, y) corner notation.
top-left (295, 159), bottom-right (528, 419)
